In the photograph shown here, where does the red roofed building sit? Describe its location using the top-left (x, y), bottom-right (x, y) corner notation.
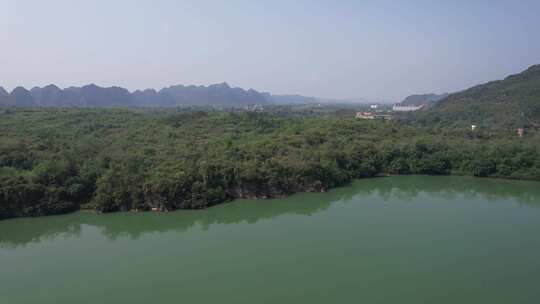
top-left (356, 112), bottom-right (375, 119)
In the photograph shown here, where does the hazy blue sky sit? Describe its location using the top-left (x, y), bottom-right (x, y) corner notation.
top-left (1, 0), bottom-right (539, 101)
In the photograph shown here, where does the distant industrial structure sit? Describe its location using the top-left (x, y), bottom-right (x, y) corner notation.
top-left (244, 104), bottom-right (265, 112)
top-left (392, 104), bottom-right (424, 112)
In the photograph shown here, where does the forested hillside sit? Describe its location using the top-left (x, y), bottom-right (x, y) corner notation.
top-left (400, 93), bottom-right (448, 106)
top-left (1, 108), bottom-right (539, 220)
top-left (427, 65), bottom-right (540, 129)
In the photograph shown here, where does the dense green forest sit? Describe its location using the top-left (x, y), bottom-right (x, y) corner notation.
top-left (1, 108), bottom-right (539, 220)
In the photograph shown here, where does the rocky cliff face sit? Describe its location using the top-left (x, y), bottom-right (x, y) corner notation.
top-left (125, 180), bottom-right (330, 214)
top-left (10, 87), bottom-right (36, 107)
top-left (0, 87), bottom-right (9, 106)
top-left (30, 85), bottom-right (63, 107)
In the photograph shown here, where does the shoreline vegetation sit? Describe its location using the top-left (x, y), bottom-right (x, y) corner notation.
top-left (1, 108), bottom-right (539, 220)
top-left (76, 173), bottom-right (538, 215)
top-left (2, 175), bottom-right (540, 248)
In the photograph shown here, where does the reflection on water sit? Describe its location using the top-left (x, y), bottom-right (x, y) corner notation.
top-left (0, 187), bottom-right (343, 248)
top-left (1, 176), bottom-right (539, 248)
top-left (353, 175), bottom-right (540, 206)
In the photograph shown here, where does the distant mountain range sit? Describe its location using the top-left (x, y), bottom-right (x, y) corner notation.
top-left (0, 83), bottom-right (272, 108)
top-left (429, 64), bottom-right (540, 128)
top-left (0, 82), bottom-right (391, 108)
top-left (400, 93), bottom-right (449, 106)
top-left (3, 64), bottom-right (539, 118)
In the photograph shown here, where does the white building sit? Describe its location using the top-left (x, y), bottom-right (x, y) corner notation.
top-left (392, 105), bottom-right (424, 112)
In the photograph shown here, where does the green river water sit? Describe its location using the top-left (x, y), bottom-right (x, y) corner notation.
top-left (1, 176), bottom-right (540, 304)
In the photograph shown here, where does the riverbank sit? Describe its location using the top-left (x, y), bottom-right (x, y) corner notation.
top-left (3, 173), bottom-right (540, 221)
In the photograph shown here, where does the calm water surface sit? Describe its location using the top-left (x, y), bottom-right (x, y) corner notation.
top-left (1, 176), bottom-right (540, 304)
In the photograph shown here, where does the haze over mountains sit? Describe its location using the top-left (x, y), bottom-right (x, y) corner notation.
top-left (0, 83), bottom-right (273, 108)
top-left (1, 65), bottom-right (539, 119)
top-left (0, 83), bottom-right (387, 108)
top-left (400, 93), bottom-right (449, 106)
